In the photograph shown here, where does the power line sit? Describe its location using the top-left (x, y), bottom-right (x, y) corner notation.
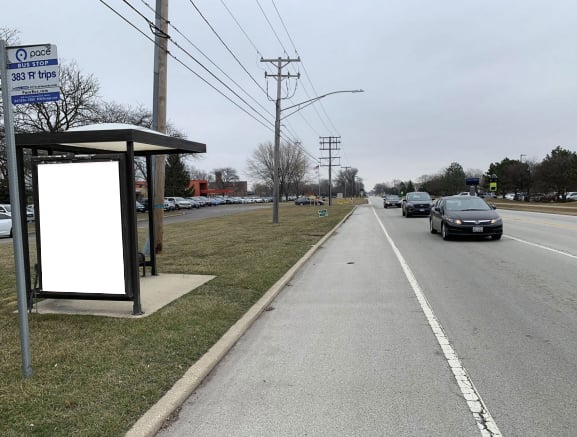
top-left (220, 0), bottom-right (263, 59)
top-left (101, 1), bottom-right (318, 165)
top-left (186, 0), bottom-right (269, 97)
top-left (269, 0), bottom-right (340, 135)
top-left (255, 0), bottom-right (288, 55)
top-left (99, 0), bottom-right (275, 133)
top-left (270, 0), bottom-right (298, 54)
top-left (217, 1), bottom-right (313, 143)
top-left (138, 0), bottom-right (276, 120)
top-left (119, 1), bottom-right (274, 129)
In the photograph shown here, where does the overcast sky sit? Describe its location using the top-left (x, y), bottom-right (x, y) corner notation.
top-left (4, 1), bottom-right (577, 191)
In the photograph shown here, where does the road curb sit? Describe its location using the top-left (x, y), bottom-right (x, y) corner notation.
top-left (125, 206), bottom-right (357, 437)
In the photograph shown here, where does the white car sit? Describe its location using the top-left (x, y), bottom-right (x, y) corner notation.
top-left (0, 212), bottom-right (12, 238)
top-left (166, 197), bottom-right (193, 209)
top-left (566, 192), bottom-right (577, 201)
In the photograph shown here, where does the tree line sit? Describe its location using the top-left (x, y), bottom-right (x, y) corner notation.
top-left (373, 147), bottom-right (577, 202)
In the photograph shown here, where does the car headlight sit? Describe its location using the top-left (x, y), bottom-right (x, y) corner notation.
top-left (445, 217), bottom-right (462, 225)
top-left (490, 217), bottom-right (502, 224)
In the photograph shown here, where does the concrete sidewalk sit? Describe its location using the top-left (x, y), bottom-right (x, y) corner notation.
top-left (126, 207), bottom-right (355, 436)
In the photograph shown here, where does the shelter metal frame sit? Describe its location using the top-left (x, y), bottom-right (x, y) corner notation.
top-left (14, 126), bottom-right (206, 314)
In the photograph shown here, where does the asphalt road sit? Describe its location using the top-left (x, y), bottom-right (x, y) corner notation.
top-left (158, 198), bottom-right (577, 436)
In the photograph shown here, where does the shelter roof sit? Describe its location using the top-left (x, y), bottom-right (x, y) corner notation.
top-left (15, 123), bottom-right (206, 155)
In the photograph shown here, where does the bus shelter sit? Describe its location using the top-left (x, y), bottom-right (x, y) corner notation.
top-left (14, 124), bottom-right (206, 315)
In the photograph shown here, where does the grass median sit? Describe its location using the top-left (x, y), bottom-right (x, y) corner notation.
top-left (0, 200), bottom-right (362, 437)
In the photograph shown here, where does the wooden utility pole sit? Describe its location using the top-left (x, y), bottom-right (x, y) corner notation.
top-left (152, 0), bottom-right (168, 255)
top-left (261, 56), bottom-right (299, 224)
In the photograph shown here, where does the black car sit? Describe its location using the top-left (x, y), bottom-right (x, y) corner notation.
top-left (429, 195), bottom-right (503, 240)
top-left (384, 194), bottom-right (402, 208)
top-left (294, 196), bottom-right (324, 205)
top-left (402, 192), bottom-right (432, 217)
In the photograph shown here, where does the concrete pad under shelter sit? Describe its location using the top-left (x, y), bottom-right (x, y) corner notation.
top-left (30, 274), bottom-right (215, 318)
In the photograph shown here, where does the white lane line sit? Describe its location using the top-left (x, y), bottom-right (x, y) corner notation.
top-left (505, 235), bottom-right (577, 259)
top-left (371, 207), bottom-right (502, 437)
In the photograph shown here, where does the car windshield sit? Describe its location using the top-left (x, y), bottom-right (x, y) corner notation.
top-left (445, 197), bottom-right (491, 211)
top-left (407, 193), bottom-right (430, 201)
top-left (388, 195), bottom-right (399, 200)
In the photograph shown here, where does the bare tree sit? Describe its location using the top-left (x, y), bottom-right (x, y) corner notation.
top-left (14, 61), bottom-right (101, 133)
top-left (213, 167), bottom-right (239, 189)
top-left (96, 102), bottom-right (152, 126)
top-left (247, 141), bottom-right (309, 199)
top-left (188, 166), bottom-right (213, 182)
top-left (246, 142), bottom-right (274, 189)
top-left (335, 167), bottom-right (358, 196)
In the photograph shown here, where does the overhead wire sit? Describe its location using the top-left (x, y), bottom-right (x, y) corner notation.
top-left (100, 0), bottom-right (275, 133)
top-left (186, 0), bottom-right (269, 97)
top-left (255, 0), bottom-right (288, 55)
top-left (270, 0), bottom-right (340, 136)
top-left (120, 0), bottom-right (275, 129)
top-left (183, 0), bottom-right (309, 148)
top-left (216, 0), bottom-right (315, 155)
top-left (137, 0), bottom-right (276, 122)
top-left (102, 0), bottom-right (318, 166)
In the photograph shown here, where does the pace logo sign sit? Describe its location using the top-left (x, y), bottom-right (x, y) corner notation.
top-left (7, 44), bottom-right (60, 105)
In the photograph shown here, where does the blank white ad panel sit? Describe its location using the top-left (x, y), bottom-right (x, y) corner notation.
top-left (37, 161), bottom-right (126, 294)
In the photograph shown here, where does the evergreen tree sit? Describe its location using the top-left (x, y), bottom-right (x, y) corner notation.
top-left (165, 154), bottom-right (192, 197)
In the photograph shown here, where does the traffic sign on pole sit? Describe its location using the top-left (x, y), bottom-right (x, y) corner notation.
top-left (7, 44), bottom-right (59, 104)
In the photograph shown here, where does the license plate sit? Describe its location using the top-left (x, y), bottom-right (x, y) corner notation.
top-left (419, 208), bottom-right (425, 212)
top-left (472, 226), bottom-right (483, 232)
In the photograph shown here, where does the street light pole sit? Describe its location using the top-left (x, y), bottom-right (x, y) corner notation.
top-left (266, 88), bottom-right (363, 223)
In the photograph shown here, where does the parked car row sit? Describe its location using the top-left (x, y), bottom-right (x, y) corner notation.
top-left (135, 196), bottom-right (274, 212)
top-left (0, 204), bottom-right (34, 222)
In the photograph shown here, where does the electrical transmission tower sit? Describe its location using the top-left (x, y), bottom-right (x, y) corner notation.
top-left (319, 136), bottom-right (341, 206)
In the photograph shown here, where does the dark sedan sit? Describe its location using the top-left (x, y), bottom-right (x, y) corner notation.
top-left (295, 196), bottom-right (324, 205)
top-left (384, 194), bottom-right (402, 208)
top-left (402, 192), bottom-right (433, 217)
top-left (429, 195), bottom-right (503, 240)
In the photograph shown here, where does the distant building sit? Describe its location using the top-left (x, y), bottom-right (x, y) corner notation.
top-left (136, 178), bottom-right (247, 198)
top-left (188, 179), bottom-right (209, 197)
top-left (206, 179), bottom-right (248, 197)
top-left (135, 180), bottom-right (148, 200)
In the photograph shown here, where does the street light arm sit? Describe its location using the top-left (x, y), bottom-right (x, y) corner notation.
top-left (280, 89), bottom-right (364, 120)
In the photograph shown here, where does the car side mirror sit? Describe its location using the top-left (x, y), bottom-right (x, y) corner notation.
top-left (491, 203), bottom-right (497, 210)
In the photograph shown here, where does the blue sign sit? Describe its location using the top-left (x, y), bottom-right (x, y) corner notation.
top-left (7, 44), bottom-right (59, 105)
top-left (465, 177), bottom-right (480, 186)
top-left (12, 92), bottom-right (60, 104)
